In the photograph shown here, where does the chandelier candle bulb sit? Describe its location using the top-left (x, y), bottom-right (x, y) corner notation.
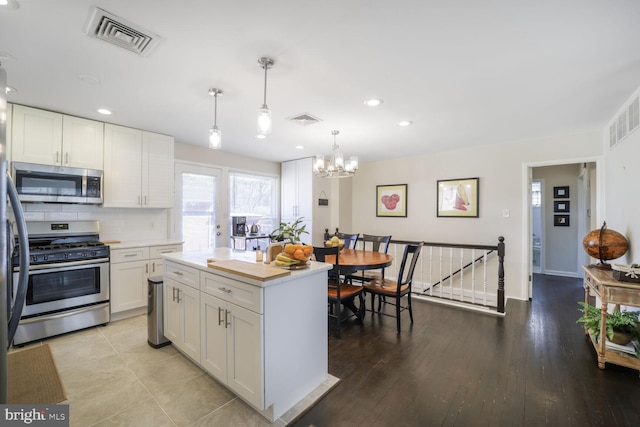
top-left (313, 130), bottom-right (358, 178)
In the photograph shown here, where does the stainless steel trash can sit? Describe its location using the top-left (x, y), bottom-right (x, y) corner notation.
top-left (148, 276), bottom-right (170, 348)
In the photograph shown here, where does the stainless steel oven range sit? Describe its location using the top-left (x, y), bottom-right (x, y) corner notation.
top-left (11, 220), bottom-right (110, 345)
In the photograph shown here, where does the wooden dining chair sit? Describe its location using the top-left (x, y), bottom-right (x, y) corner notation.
top-left (363, 242), bottom-right (423, 332)
top-left (336, 232), bottom-right (359, 249)
top-left (349, 234), bottom-right (392, 283)
top-left (314, 245), bottom-right (364, 332)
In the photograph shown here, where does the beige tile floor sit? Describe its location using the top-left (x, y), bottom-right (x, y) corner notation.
top-left (18, 314), bottom-right (336, 426)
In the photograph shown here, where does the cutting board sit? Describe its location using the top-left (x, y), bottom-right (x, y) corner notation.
top-left (207, 259), bottom-right (291, 281)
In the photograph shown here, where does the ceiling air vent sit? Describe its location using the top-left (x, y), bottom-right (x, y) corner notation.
top-left (287, 113), bottom-right (322, 126)
top-left (85, 7), bottom-right (160, 57)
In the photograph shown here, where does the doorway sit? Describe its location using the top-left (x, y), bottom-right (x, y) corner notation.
top-left (523, 158), bottom-right (602, 300)
top-left (173, 162), bottom-right (224, 251)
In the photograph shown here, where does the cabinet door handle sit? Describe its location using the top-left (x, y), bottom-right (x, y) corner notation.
top-left (65, 152), bottom-right (69, 164)
top-left (152, 262), bottom-right (155, 273)
top-left (225, 309), bottom-right (231, 328)
top-left (145, 264), bottom-right (148, 274)
top-left (172, 287), bottom-right (176, 301)
top-left (218, 306), bottom-right (224, 326)
top-left (218, 287), bottom-right (232, 294)
top-left (176, 289), bottom-right (181, 303)
top-left (124, 253), bottom-right (136, 257)
top-left (173, 271), bottom-right (183, 276)
top-left (138, 195), bottom-right (141, 206)
top-left (55, 151), bottom-right (59, 163)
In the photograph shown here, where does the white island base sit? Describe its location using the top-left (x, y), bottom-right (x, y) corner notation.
top-left (162, 248), bottom-right (331, 422)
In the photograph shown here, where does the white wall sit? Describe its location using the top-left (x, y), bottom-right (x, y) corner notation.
top-left (351, 131), bottom-right (602, 301)
top-left (603, 87), bottom-right (640, 264)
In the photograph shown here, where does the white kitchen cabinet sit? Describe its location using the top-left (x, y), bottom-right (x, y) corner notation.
top-left (200, 274), bottom-right (263, 409)
top-left (164, 249), bottom-right (329, 422)
top-left (61, 115), bottom-right (104, 169)
top-left (110, 244), bottom-right (183, 315)
top-left (164, 275), bottom-right (200, 362)
top-left (110, 247), bottom-right (150, 314)
top-left (11, 105), bottom-right (103, 169)
top-left (281, 157), bottom-right (313, 245)
top-left (103, 124), bottom-right (174, 208)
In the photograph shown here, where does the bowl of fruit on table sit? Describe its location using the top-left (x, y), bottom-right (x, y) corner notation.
top-left (273, 243), bottom-right (313, 269)
top-left (324, 236), bottom-right (345, 251)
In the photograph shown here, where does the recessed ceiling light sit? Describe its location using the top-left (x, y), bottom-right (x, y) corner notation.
top-left (0, 0), bottom-right (20, 11)
top-left (398, 120), bottom-right (413, 127)
top-left (296, 145), bottom-right (304, 150)
top-left (256, 134), bottom-right (266, 139)
top-left (5, 86), bottom-right (16, 94)
top-left (97, 108), bottom-right (112, 115)
top-left (364, 98), bottom-right (383, 107)
top-left (78, 74), bottom-right (100, 85)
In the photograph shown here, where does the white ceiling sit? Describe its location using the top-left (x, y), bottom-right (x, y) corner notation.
top-left (2, 0), bottom-right (640, 164)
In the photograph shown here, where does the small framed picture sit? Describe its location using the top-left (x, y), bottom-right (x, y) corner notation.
top-left (553, 186), bottom-right (569, 198)
top-left (554, 215), bottom-right (570, 226)
top-left (436, 177), bottom-right (479, 218)
top-left (553, 201), bottom-right (570, 213)
top-left (376, 184), bottom-right (408, 217)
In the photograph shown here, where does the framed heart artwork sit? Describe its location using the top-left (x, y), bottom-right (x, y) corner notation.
top-left (376, 184), bottom-right (407, 217)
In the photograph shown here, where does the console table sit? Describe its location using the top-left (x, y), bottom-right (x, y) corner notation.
top-left (582, 265), bottom-right (640, 373)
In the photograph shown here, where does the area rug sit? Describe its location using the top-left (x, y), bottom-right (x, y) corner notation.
top-left (280, 374), bottom-right (341, 426)
top-left (7, 344), bottom-right (66, 404)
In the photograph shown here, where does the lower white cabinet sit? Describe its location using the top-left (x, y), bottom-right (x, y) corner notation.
top-left (110, 243), bottom-right (182, 315)
top-left (164, 277), bottom-right (200, 362)
top-left (201, 292), bottom-right (263, 409)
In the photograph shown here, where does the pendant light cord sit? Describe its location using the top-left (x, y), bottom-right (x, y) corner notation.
top-left (263, 63), bottom-right (268, 106)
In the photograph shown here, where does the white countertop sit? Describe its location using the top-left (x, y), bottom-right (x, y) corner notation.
top-left (107, 240), bottom-right (183, 250)
top-left (163, 248), bottom-right (332, 288)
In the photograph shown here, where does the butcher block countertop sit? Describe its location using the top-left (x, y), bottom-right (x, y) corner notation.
top-left (163, 248), bottom-right (331, 288)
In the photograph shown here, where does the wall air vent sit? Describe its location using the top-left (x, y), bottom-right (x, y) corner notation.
top-left (287, 113), bottom-right (322, 126)
top-left (85, 7), bottom-right (160, 57)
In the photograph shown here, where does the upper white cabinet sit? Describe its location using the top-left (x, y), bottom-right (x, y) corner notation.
top-left (11, 105), bottom-right (103, 169)
top-left (103, 124), bottom-right (174, 208)
top-left (281, 157), bottom-right (313, 245)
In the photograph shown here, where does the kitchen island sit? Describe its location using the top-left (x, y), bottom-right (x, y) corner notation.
top-left (162, 248), bottom-right (331, 422)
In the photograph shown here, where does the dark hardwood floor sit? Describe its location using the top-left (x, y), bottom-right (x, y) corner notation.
top-left (293, 274), bottom-right (640, 427)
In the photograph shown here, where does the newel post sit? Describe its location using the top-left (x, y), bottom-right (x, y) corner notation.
top-left (497, 236), bottom-right (505, 313)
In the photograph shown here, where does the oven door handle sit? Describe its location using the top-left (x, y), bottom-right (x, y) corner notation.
top-left (23, 258), bottom-right (110, 271)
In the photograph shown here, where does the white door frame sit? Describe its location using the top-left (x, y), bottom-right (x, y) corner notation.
top-left (520, 156), bottom-right (604, 299)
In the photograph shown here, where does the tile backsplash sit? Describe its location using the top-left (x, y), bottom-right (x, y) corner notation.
top-left (20, 203), bottom-right (169, 241)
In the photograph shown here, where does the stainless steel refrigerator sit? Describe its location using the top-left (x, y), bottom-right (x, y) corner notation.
top-left (0, 62), bottom-right (30, 403)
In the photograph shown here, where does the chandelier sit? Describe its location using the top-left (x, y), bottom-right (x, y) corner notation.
top-left (313, 130), bottom-right (358, 178)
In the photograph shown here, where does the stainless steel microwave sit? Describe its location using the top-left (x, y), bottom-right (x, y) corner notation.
top-left (12, 162), bottom-right (103, 204)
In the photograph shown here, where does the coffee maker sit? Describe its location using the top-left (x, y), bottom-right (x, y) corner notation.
top-left (232, 216), bottom-right (247, 236)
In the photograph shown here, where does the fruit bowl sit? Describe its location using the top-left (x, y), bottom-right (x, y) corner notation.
top-left (273, 243), bottom-right (313, 268)
top-left (324, 237), bottom-right (345, 251)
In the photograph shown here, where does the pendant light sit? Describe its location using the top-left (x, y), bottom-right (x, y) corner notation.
top-left (313, 130), bottom-right (358, 178)
top-left (257, 57), bottom-right (274, 135)
top-left (208, 88), bottom-right (222, 149)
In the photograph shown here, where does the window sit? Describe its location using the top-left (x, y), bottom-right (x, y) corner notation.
top-left (229, 172), bottom-right (278, 235)
top-left (531, 181), bottom-right (541, 207)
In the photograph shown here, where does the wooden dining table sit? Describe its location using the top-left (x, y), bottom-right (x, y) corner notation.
top-left (323, 248), bottom-right (393, 273)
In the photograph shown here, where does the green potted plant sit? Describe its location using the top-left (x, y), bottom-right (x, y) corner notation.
top-left (577, 301), bottom-right (640, 345)
top-left (269, 217), bottom-right (309, 244)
